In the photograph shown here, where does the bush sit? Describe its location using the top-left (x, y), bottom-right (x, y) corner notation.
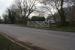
top-left (31, 16), bottom-right (45, 21)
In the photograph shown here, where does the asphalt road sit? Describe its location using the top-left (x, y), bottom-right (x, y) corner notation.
top-left (0, 24), bottom-right (75, 50)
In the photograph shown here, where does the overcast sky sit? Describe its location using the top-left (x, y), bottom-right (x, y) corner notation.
top-left (0, 0), bottom-right (14, 17)
top-left (0, 0), bottom-right (74, 18)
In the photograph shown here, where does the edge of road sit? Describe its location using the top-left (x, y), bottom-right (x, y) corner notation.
top-left (0, 32), bottom-right (45, 50)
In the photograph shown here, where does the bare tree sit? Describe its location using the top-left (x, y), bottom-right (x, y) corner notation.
top-left (55, 0), bottom-right (66, 26)
top-left (3, 4), bottom-right (18, 24)
top-left (53, 0), bottom-right (74, 26)
top-left (41, 0), bottom-right (67, 26)
top-left (15, 0), bottom-right (36, 25)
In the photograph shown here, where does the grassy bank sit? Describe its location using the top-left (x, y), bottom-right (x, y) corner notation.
top-left (0, 33), bottom-right (45, 50)
top-left (0, 34), bottom-right (28, 50)
top-left (16, 24), bottom-right (75, 32)
top-left (48, 26), bottom-right (75, 32)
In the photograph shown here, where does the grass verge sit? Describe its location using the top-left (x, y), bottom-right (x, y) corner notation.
top-left (16, 24), bottom-right (75, 32)
top-left (0, 32), bottom-right (45, 50)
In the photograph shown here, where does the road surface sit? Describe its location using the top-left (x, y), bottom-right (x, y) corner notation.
top-left (0, 24), bottom-right (75, 50)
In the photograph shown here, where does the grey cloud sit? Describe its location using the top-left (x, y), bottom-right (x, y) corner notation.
top-left (0, 0), bottom-right (14, 16)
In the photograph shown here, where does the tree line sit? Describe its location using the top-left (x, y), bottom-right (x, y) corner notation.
top-left (2, 0), bottom-right (75, 27)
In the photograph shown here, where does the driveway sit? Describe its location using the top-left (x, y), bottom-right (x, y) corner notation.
top-left (0, 24), bottom-right (75, 50)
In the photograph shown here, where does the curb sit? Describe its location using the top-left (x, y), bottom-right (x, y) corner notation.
top-left (0, 32), bottom-right (32, 50)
